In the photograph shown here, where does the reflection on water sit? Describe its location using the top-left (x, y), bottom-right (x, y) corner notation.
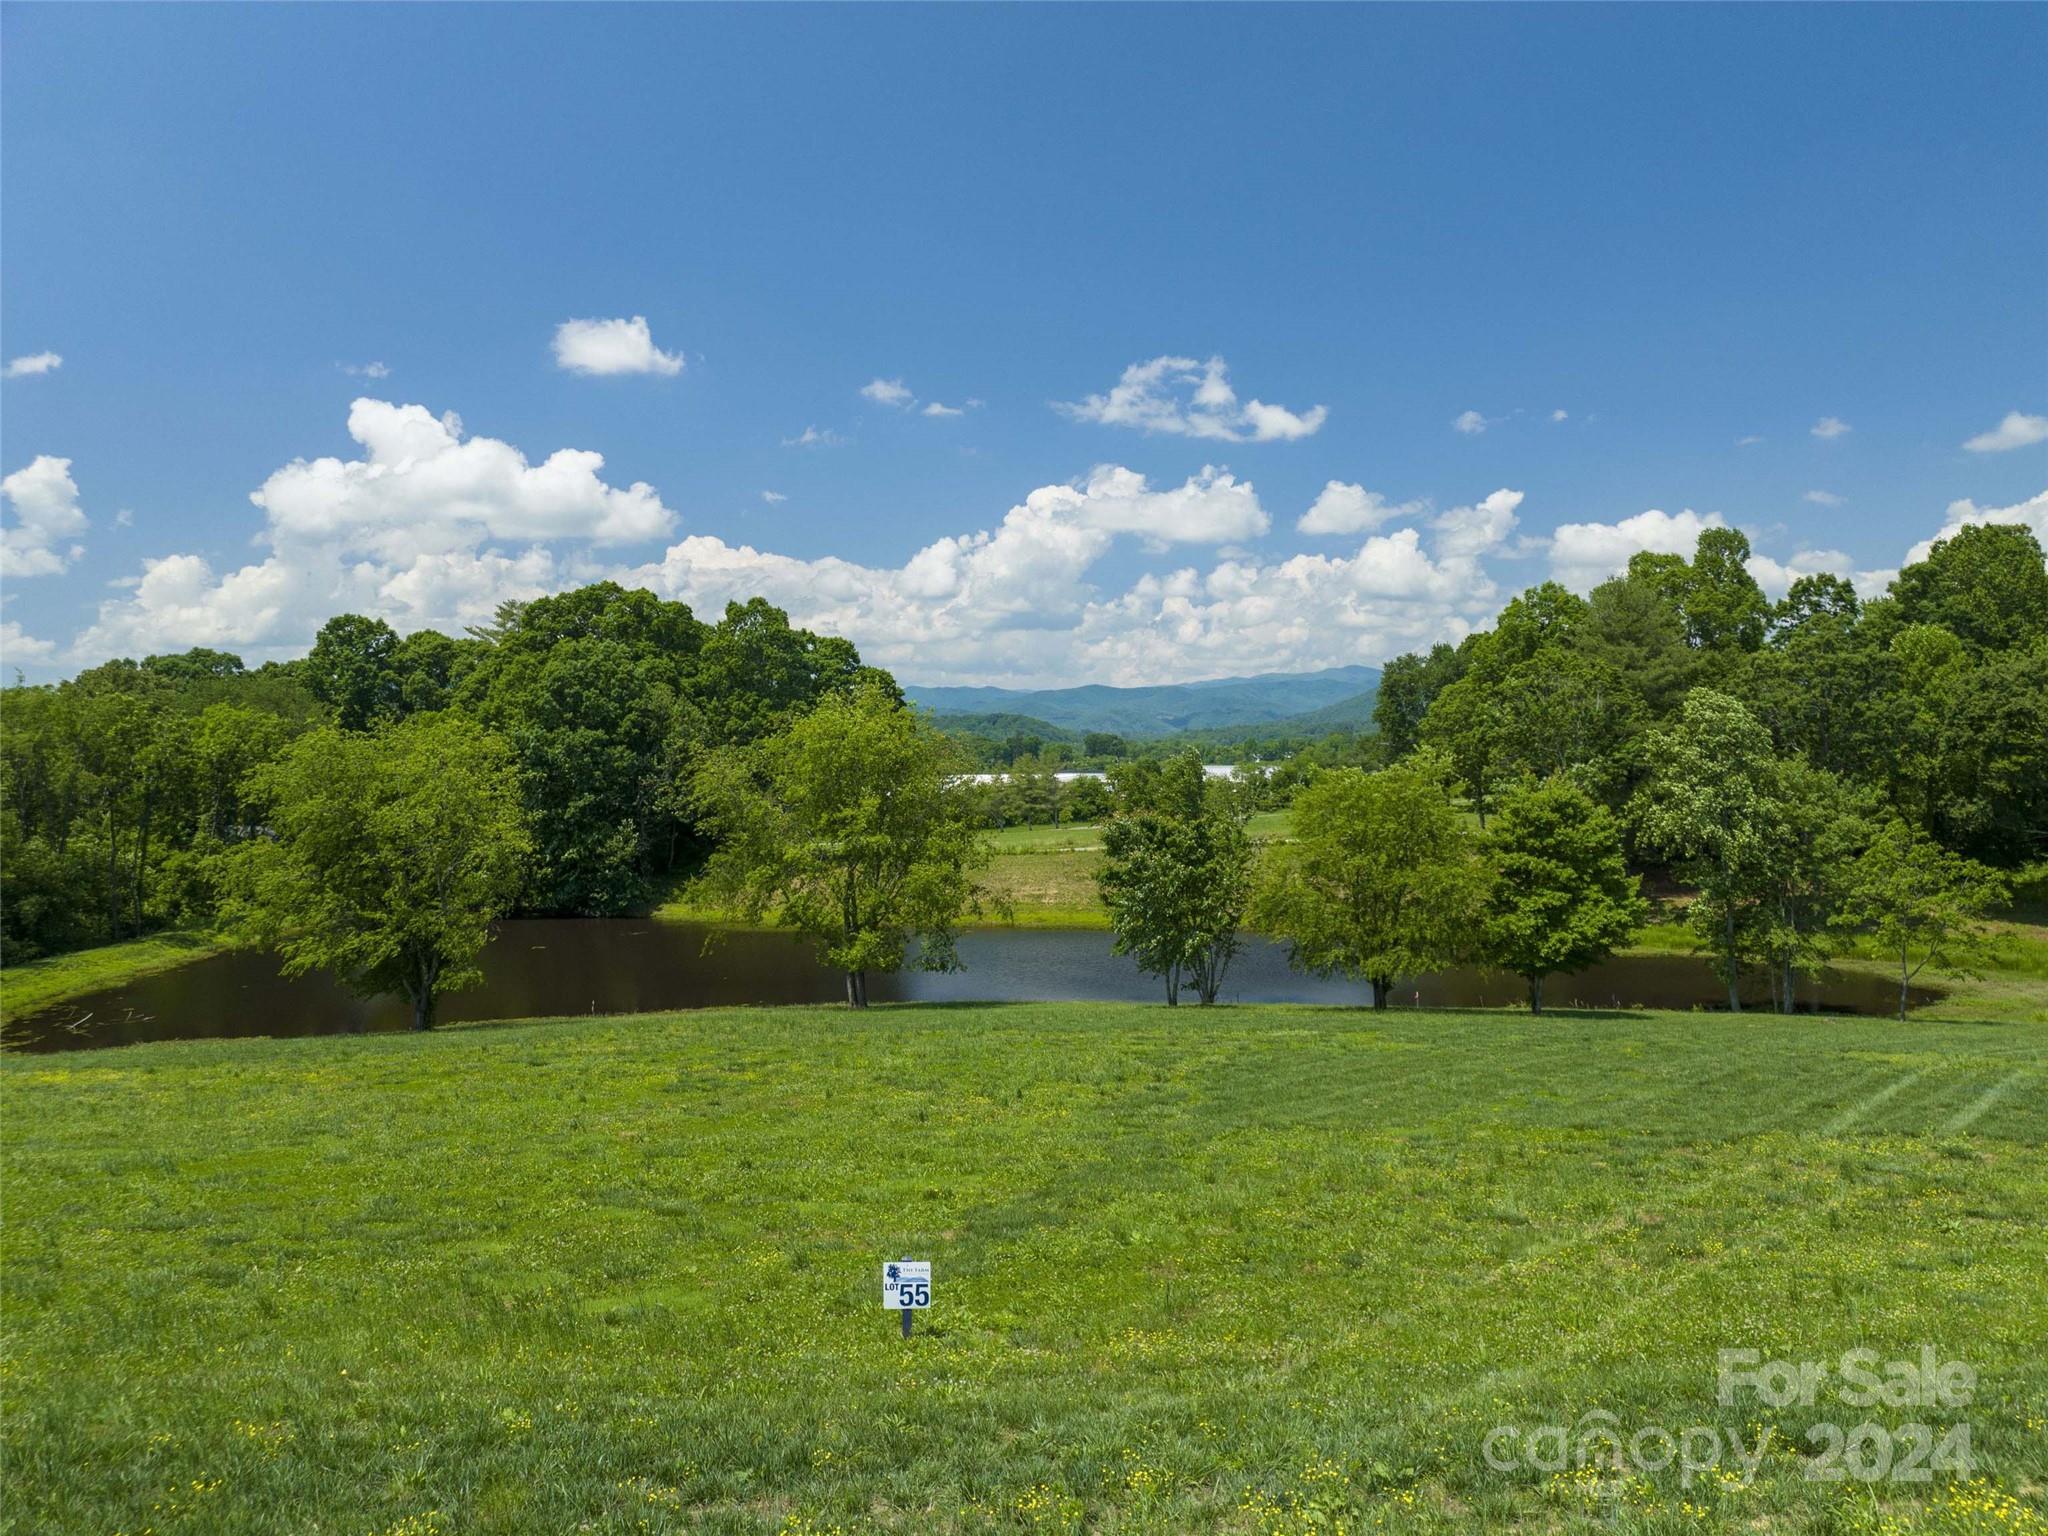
top-left (4, 919), bottom-right (1938, 1052)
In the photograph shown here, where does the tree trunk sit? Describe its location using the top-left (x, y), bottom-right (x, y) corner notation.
top-left (1164, 962), bottom-right (1180, 1007)
top-left (845, 970), bottom-right (868, 1009)
top-left (105, 802), bottom-right (122, 936)
top-left (1529, 975), bottom-right (1544, 1015)
top-left (412, 989), bottom-right (435, 1031)
top-left (133, 783), bottom-right (153, 935)
top-left (1898, 945), bottom-right (1910, 1023)
top-left (1371, 974), bottom-right (1390, 1012)
top-left (1723, 902), bottom-right (1741, 1013)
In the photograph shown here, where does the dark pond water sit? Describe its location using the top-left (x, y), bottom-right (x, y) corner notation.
top-left (4, 920), bottom-right (1936, 1052)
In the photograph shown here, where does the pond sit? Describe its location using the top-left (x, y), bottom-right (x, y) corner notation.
top-left (3, 920), bottom-right (1936, 1052)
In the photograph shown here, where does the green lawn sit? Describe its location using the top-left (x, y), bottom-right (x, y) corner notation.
top-left (983, 809), bottom-right (1294, 855)
top-left (4, 1004), bottom-right (2045, 1534)
top-left (974, 811), bottom-right (1291, 929)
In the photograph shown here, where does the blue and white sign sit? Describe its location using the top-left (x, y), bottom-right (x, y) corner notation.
top-left (882, 1259), bottom-right (931, 1309)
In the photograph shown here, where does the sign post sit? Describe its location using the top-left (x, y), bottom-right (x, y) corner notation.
top-left (882, 1259), bottom-right (931, 1338)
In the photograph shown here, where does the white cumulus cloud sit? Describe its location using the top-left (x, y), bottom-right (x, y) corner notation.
top-left (1804, 490), bottom-right (1845, 506)
top-left (552, 315), bottom-right (684, 377)
top-left (1962, 411), bottom-right (2048, 454)
top-left (1056, 355), bottom-right (1326, 443)
top-left (1548, 507), bottom-right (1728, 591)
top-left (1811, 416), bottom-right (1852, 440)
top-left (760, 490), bottom-right (787, 505)
top-left (1297, 481), bottom-right (1423, 536)
top-left (613, 474), bottom-right (1489, 688)
top-left (2, 455), bottom-right (89, 577)
top-left (4, 352), bottom-right (63, 379)
top-left (1, 618), bottom-right (58, 663)
top-left (251, 398), bottom-right (672, 562)
top-left (1902, 488), bottom-right (2048, 567)
top-left (1432, 489), bottom-right (1524, 560)
top-left (783, 426), bottom-right (847, 448)
top-left (73, 402), bottom-right (672, 660)
top-left (1744, 548), bottom-right (1856, 599)
top-left (1452, 409), bottom-right (1490, 436)
top-left (861, 377), bottom-right (913, 407)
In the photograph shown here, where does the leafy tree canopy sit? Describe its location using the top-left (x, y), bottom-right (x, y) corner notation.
top-left (224, 713), bottom-right (531, 1030)
top-left (1097, 750), bottom-right (1256, 1005)
top-left (1888, 523), bottom-right (2048, 651)
top-left (1480, 777), bottom-right (1646, 1012)
top-left (1252, 753), bottom-right (1483, 1008)
top-left (691, 681), bottom-right (989, 1006)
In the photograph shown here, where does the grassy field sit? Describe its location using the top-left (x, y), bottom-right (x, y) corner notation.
top-left (0, 930), bottom-right (223, 1025)
top-left (1626, 917), bottom-right (2048, 1026)
top-left (4, 1003), bottom-right (2045, 1535)
top-left (983, 811), bottom-right (1294, 856)
top-left (975, 812), bottom-right (1291, 929)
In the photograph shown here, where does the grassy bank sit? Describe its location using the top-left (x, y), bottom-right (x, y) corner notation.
top-left (972, 811), bottom-right (1290, 929)
top-left (5, 1003), bottom-right (2045, 1534)
top-left (0, 930), bottom-right (223, 1024)
top-left (982, 809), bottom-right (1293, 855)
top-left (1628, 916), bottom-right (2048, 1026)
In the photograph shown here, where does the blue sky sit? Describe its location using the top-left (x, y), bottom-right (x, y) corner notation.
top-left (3, 3), bottom-right (2043, 686)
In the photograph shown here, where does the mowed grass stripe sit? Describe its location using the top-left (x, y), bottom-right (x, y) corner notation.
top-left (4, 1004), bottom-right (2045, 1536)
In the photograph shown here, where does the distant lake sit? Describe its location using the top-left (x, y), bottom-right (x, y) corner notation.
top-left (3, 920), bottom-right (1936, 1052)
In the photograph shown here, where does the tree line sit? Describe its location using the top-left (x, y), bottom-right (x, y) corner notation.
top-left (1, 585), bottom-right (888, 968)
top-left (4, 520), bottom-right (2038, 1026)
top-left (1103, 522), bottom-right (2041, 1019)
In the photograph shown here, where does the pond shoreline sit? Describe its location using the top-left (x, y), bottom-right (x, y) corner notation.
top-left (4, 916), bottom-right (1977, 1053)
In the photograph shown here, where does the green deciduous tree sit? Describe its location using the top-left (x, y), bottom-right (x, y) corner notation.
top-left (1888, 522), bottom-right (2048, 652)
top-left (1743, 756), bottom-right (1871, 1013)
top-left (304, 614), bottom-right (404, 731)
top-left (1372, 642), bottom-right (1465, 758)
top-left (1746, 574), bottom-right (1878, 778)
top-left (1480, 777), bottom-right (1646, 1013)
top-left (1061, 774), bottom-right (1113, 825)
top-left (1416, 671), bottom-right (1503, 827)
top-left (694, 596), bottom-right (875, 745)
top-left (226, 714), bottom-right (531, 1030)
top-left (1683, 527), bottom-right (1770, 655)
top-left (460, 584), bottom-right (706, 914)
top-left (1097, 751), bottom-right (1256, 1005)
top-left (1252, 754), bottom-right (1483, 1009)
top-left (1632, 689), bottom-right (1779, 1011)
top-left (1492, 649), bottom-right (1645, 806)
top-left (692, 681), bottom-right (989, 1007)
top-left (1834, 819), bottom-right (2009, 1021)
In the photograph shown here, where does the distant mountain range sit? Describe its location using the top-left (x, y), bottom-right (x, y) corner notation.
top-left (904, 664), bottom-right (1380, 739)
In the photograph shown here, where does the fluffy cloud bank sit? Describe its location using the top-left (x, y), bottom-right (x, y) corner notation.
top-left (4, 352), bottom-right (63, 379)
top-left (1057, 355), bottom-right (1326, 443)
top-left (251, 398), bottom-right (673, 561)
top-left (615, 479), bottom-right (1506, 686)
top-left (2, 455), bottom-right (89, 577)
top-left (75, 401), bottom-right (668, 658)
top-left (50, 397), bottom-right (2048, 686)
top-left (552, 315), bottom-right (684, 377)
